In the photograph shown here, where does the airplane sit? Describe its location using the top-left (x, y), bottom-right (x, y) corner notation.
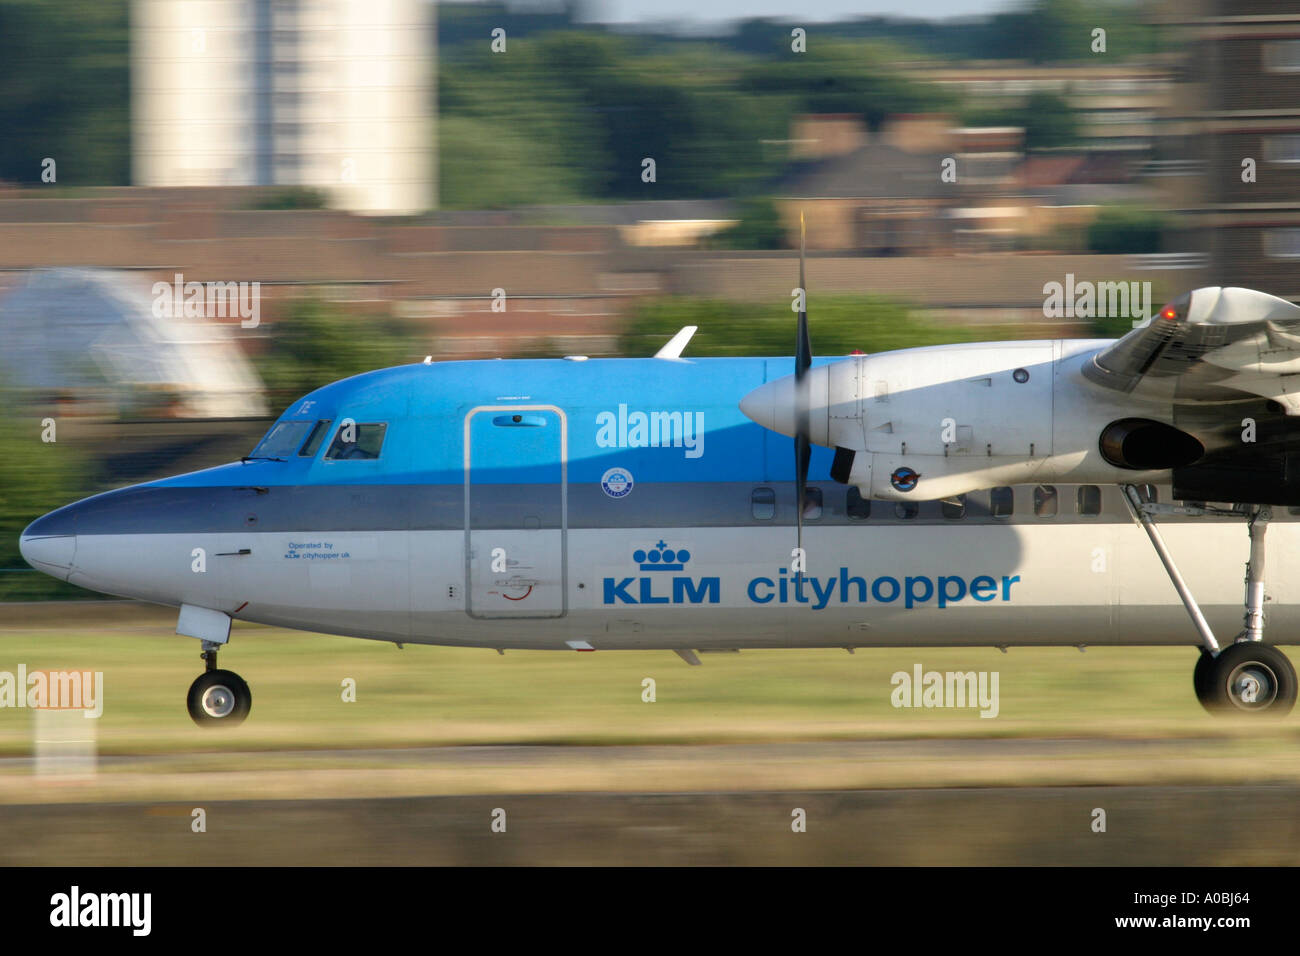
top-left (18, 264), bottom-right (1300, 726)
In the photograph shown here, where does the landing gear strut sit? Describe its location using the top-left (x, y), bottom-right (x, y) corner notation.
top-left (186, 640), bottom-right (252, 727)
top-left (1123, 486), bottom-right (1297, 716)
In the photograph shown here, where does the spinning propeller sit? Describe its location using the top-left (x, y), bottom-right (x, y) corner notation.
top-left (795, 212), bottom-right (812, 567)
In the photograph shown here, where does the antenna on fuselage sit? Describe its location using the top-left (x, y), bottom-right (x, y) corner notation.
top-left (654, 325), bottom-right (698, 360)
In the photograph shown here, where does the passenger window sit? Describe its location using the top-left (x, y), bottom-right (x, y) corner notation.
top-left (299, 419), bottom-right (333, 457)
top-left (325, 422), bottom-right (388, 460)
top-left (895, 501), bottom-right (918, 520)
top-left (1034, 485), bottom-right (1058, 517)
top-left (990, 486), bottom-right (1014, 518)
top-left (802, 487), bottom-right (823, 520)
top-left (847, 487), bottom-right (871, 520)
top-left (941, 495), bottom-right (966, 519)
top-left (751, 487), bottom-right (776, 520)
top-left (1077, 485), bottom-right (1102, 516)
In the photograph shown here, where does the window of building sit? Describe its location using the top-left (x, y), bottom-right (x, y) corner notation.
top-left (1264, 40), bottom-right (1300, 72)
top-left (1264, 134), bottom-right (1300, 164)
top-left (1077, 485), bottom-right (1102, 516)
top-left (895, 501), bottom-right (919, 520)
top-left (1264, 228), bottom-right (1300, 259)
top-left (847, 487), bottom-right (871, 520)
top-left (298, 420), bottom-right (333, 457)
top-left (1034, 485), bottom-right (1059, 517)
top-left (802, 487), bottom-right (824, 520)
top-left (990, 486), bottom-right (1014, 518)
top-left (752, 487), bottom-right (776, 520)
top-left (324, 422), bottom-right (387, 460)
top-left (941, 495), bottom-right (966, 519)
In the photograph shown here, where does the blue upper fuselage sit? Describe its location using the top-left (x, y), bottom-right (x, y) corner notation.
top-left (148, 355), bottom-right (838, 490)
top-left (20, 355), bottom-right (838, 544)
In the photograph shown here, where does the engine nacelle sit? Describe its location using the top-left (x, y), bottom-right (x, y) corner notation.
top-left (740, 339), bottom-right (1196, 501)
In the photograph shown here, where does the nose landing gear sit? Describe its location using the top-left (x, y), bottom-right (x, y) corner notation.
top-left (186, 641), bottom-right (252, 727)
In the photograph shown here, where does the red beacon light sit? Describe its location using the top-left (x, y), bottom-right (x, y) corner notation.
top-left (1160, 306), bottom-right (1178, 320)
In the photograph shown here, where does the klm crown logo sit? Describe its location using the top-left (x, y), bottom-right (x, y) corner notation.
top-left (605, 539), bottom-right (717, 605)
top-left (633, 540), bottom-right (691, 572)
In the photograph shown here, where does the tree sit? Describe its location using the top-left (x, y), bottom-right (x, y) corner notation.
top-left (1087, 206), bottom-right (1165, 255)
top-left (0, 389), bottom-right (96, 599)
top-left (620, 295), bottom-right (1023, 358)
top-left (709, 197), bottom-right (786, 250)
top-left (0, 0), bottom-right (129, 185)
top-left (254, 299), bottom-right (420, 406)
top-left (965, 91), bottom-right (1079, 150)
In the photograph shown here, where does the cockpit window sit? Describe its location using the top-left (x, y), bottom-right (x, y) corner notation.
top-left (325, 422), bottom-right (388, 460)
top-left (298, 419), bottom-right (334, 457)
top-left (250, 421), bottom-right (314, 459)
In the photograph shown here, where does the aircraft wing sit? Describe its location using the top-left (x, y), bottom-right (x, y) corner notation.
top-left (1083, 286), bottom-right (1300, 413)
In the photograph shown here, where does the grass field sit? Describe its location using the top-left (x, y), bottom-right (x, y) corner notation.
top-left (2, 603), bottom-right (1300, 802)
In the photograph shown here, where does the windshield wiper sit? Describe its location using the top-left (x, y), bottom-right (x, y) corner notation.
top-left (240, 455), bottom-right (287, 463)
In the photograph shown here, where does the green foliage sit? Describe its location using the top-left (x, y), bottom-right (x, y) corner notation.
top-left (1087, 206), bottom-right (1165, 255)
top-left (1011, 0), bottom-right (1162, 63)
top-left (246, 188), bottom-right (329, 211)
top-left (438, 116), bottom-right (592, 209)
top-left (0, 0), bottom-right (129, 185)
top-left (439, 31), bottom-right (955, 207)
top-left (739, 39), bottom-right (958, 129)
top-left (709, 198), bottom-right (786, 250)
top-left (964, 91), bottom-right (1080, 150)
top-left (0, 394), bottom-right (98, 599)
top-left (717, 2), bottom-right (1166, 61)
top-left (253, 299), bottom-right (420, 407)
top-left (507, 337), bottom-right (569, 359)
top-left (0, 0), bottom-right (1167, 194)
top-left (620, 295), bottom-right (1018, 358)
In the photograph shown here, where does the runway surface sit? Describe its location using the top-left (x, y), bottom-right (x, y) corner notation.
top-left (3, 785), bottom-right (1299, 865)
top-left (4, 604), bottom-right (1298, 864)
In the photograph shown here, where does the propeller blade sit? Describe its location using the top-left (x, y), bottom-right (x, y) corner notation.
top-left (796, 432), bottom-right (810, 558)
top-left (794, 210), bottom-right (811, 573)
top-left (796, 211), bottom-right (811, 380)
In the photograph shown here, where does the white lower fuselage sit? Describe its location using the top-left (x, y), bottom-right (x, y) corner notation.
top-left (58, 488), bottom-right (1293, 650)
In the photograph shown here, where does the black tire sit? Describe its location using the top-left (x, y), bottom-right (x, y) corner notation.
top-left (1193, 648), bottom-right (1216, 710)
top-left (187, 669), bottom-right (252, 727)
top-left (1202, 643), bottom-right (1296, 717)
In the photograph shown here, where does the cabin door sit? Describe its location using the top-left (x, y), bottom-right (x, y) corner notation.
top-left (464, 405), bottom-right (567, 619)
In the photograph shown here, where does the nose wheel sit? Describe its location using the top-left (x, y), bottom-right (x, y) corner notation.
top-left (187, 643), bottom-right (252, 727)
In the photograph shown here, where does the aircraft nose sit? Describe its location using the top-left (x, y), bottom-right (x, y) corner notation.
top-left (740, 376), bottom-right (797, 437)
top-left (19, 515), bottom-right (76, 580)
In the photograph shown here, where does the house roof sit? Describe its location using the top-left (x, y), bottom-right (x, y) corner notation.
top-left (778, 142), bottom-right (952, 200)
top-left (1016, 152), bottom-right (1138, 187)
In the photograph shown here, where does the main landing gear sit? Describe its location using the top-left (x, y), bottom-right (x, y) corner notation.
top-left (186, 640), bottom-right (252, 727)
top-left (1123, 487), bottom-right (1297, 716)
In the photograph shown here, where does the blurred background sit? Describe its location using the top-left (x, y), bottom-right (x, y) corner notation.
top-left (6, 0), bottom-right (1285, 598)
top-left (3, 0), bottom-right (1300, 865)
top-left (10, 0), bottom-right (1289, 598)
